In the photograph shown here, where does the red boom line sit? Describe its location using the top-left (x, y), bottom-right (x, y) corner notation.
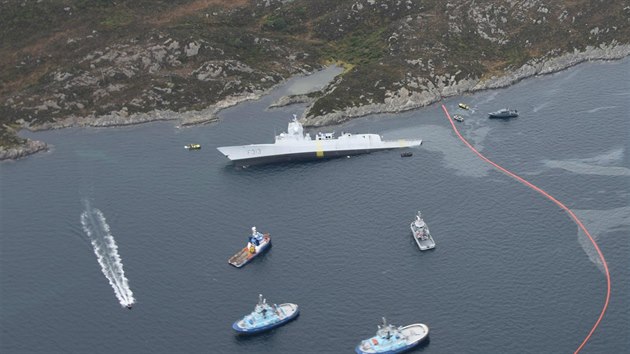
top-left (440, 104), bottom-right (610, 353)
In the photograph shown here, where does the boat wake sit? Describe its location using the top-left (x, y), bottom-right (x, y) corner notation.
top-left (80, 201), bottom-right (135, 308)
top-left (581, 105), bottom-right (617, 114)
top-left (532, 102), bottom-right (549, 113)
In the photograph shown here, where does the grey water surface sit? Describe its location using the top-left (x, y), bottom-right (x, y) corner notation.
top-left (1, 59), bottom-right (629, 353)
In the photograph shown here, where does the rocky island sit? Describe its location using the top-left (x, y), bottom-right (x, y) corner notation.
top-left (1, 0), bottom-right (628, 160)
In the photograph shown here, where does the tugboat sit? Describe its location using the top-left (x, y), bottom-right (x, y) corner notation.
top-left (185, 144), bottom-right (201, 150)
top-left (232, 294), bottom-right (299, 334)
top-left (356, 317), bottom-right (429, 354)
top-left (410, 211), bottom-right (436, 251)
top-left (458, 103), bottom-right (470, 110)
top-left (453, 114), bottom-right (464, 122)
top-left (488, 108), bottom-right (518, 118)
top-left (228, 227), bottom-right (271, 268)
top-left (400, 152), bottom-right (413, 158)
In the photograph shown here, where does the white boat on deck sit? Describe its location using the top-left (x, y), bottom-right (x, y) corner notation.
top-left (410, 211), bottom-right (436, 251)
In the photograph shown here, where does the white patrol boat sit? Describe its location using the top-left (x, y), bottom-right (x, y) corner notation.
top-left (410, 211), bottom-right (436, 251)
top-left (217, 115), bottom-right (422, 167)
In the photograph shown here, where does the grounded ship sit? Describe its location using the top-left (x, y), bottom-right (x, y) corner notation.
top-left (217, 115), bottom-right (422, 167)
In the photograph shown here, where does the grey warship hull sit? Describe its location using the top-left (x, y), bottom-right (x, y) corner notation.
top-left (222, 147), bottom-right (413, 167)
top-left (217, 116), bottom-right (422, 167)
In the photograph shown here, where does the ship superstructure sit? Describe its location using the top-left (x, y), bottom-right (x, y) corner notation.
top-left (217, 115), bottom-right (422, 166)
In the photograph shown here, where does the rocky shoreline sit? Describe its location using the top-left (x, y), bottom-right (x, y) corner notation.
top-left (0, 139), bottom-right (48, 161)
top-left (3, 44), bottom-right (629, 161)
top-left (300, 43), bottom-right (630, 127)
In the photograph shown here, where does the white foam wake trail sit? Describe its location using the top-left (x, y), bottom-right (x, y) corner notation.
top-left (81, 203), bottom-right (135, 308)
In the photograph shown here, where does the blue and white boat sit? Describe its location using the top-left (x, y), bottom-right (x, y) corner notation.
top-left (228, 227), bottom-right (271, 268)
top-left (356, 317), bottom-right (429, 354)
top-left (232, 294), bottom-right (299, 334)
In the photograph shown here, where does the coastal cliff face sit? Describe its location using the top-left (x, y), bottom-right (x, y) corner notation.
top-left (1, 0), bottom-right (629, 159)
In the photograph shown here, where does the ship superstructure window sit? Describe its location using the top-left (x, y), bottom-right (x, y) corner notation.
top-left (316, 132), bottom-right (335, 140)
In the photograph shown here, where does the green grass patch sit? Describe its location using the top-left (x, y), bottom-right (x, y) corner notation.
top-left (326, 28), bottom-right (388, 65)
top-left (100, 9), bottom-right (134, 29)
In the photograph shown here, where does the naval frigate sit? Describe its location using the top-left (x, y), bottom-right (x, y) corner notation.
top-left (217, 116), bottom-right (422, 166)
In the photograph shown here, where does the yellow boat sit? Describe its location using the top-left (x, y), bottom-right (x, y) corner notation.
top-left (458, 103), bottom-right (470, 110)
top-left (185, 144), bottom-right (201, 150)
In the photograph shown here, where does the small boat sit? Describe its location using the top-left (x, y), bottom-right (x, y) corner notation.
top-left (228, 227), bottom-right (271, 268)
top-left (458, 103), bottom-right (470, 110)
top-left (232, 294), bottom-right (299, 334)
top-left (488, 108), bottom-right (518, 118)
top-left (355, 317), bottom-right (429, 354)
top-left (400, 152), bottom-right (413, 157)
top-left (410, 211), bottom-right (435, 251)
top-left (453, 114), bottom-right (464, 122)
top-left (185, 144), bottom-right (201, 150)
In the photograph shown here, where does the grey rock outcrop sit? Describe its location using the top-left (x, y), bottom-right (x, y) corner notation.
top-left (0, 139), bottom-right (48, 161)
top-left (474, 43), bottom-right (630, 90)
top-left (268, 94), bottom-right (316, 108)
top-left (302, 43), bottom-right (630, 127)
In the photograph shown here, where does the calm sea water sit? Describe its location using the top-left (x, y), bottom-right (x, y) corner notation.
top-left (1, 59), bottom-right (629, 353)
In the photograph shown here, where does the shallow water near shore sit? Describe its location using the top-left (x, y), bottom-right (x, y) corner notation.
top-left (1, 58), bottom-right (629, 353)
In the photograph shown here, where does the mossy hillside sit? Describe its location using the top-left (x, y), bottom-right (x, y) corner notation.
top-left (308, 63), bottom-right (405, 118)
top-left (323, 28), bottom-right (388, 66)
top-left (1, 0), bottom-right (629, 152)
